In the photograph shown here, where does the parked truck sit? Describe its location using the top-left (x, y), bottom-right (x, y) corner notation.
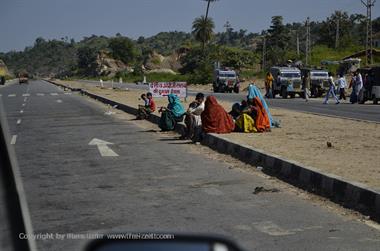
top-left (358, 66), bottom-right (380, 104)
top-left (213, 69), bottom-right (240, 93)
top-left (301, 68), bottom-right (330, 97)
top-left (270, 67), bottom-right (302, 98)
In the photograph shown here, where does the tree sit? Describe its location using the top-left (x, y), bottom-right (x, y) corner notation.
top-left (108, 36), bottom-right (138, 65)
top-left (192, 16), bottom-right (215, 49)
top-left (266, 16), bottom-right (291, 65)
top-left (77, 46), bottom-right (98, 75)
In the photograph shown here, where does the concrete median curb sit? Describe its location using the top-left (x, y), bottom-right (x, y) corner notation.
top-left (46, 79), bottom-right (380, 223)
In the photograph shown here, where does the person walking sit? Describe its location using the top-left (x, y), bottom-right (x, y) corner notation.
top-left (303, 72), bottom-right (311, 102)
top-left (337, 74), bottom-right (347, 100)
top-left (323, 73), bottom-right (340, 104)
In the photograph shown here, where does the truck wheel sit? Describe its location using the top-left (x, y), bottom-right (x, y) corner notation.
top-left (281, 88), bottom-right (288, 99)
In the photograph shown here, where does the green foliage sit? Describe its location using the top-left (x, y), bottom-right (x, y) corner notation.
top-left (192, 16), bottom-right (215, 48)
top-left (266, 16), bottom-right (291, 65)
top-left (108, 36), bottom-right (138, 65)
top-left (77, 46), bottom-right (98, 76)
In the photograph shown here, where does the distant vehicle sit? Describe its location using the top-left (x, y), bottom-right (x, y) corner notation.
top-left (358, 66), bottom-right (380, 104)
top-left (18, 72), bottom-right (29, 84)
top-left (213, 69), bottom-right (240, 93)
top-left (301, 68), bottom-right (330, 97)
top-left (270, 67), bottom-right (302, 98)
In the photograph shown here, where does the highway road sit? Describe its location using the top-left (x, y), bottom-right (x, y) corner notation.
top-left (75, 79), bottom-right (380, 123)
top-left (1, 80), bottom-right (379, 251)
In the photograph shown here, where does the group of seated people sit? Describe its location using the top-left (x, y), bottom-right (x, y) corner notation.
top-left (136, 84), bottom-right (278, 143)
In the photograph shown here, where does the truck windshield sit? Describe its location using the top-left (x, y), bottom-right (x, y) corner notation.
top-left (281, 72), bottom-right (300, 78)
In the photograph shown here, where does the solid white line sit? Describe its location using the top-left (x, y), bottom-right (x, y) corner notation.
top-left (10, 135), bottom-right (17, 145)
top-left (20, 110), bottom-right (24, 114)
top-left (8, 94), bottom-right (16, 97)
top-left (22, 93), bottom-right (30, 97)
top-left (17, 119), bottom-right (21, 125)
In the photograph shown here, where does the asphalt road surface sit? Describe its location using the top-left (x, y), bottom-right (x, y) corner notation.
top-left (0, 80), bottom-right (379, 251)
top-left (75, 79), bottom-right (380, 123)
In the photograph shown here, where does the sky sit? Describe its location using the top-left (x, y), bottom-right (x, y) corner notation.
top-left (1, 0), bottom-right (378, 52)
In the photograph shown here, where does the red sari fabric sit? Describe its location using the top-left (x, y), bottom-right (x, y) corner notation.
top-left (201, 96), bottom-right (235, 133)
top-left (253, 97), bottom-right (270, 132)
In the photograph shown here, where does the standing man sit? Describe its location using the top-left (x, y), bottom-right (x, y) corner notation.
top-left (303, 72), bottom-right (311, 102)
top-left (337, 74), bottom-right (347, 100)
top-left (323, 73), bottom-right (340, 104)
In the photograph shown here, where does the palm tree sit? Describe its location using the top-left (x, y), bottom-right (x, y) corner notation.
top-left (192, 16), bottom-right (215, 49)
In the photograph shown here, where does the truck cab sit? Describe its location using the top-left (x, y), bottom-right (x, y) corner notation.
top-left (301, 68), bottom-right (329, 97)
top-left (270, 67), bottom-right (302, 98)
top-left (213, 69), bottom-right (239, 93)
top-left (18, 72), bottom-right (29, 84)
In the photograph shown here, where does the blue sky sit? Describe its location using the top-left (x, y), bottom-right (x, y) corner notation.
top-left (1, 0), bottom-right (377, 52)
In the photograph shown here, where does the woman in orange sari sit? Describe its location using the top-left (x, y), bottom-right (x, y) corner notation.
top-left (251, 97), bottom-right (271, 132)
top-left (201, 96), bottom-right (235, 134)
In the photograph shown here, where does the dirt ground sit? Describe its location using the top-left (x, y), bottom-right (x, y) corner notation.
top-left (58, 80), bottom-right (380, 191)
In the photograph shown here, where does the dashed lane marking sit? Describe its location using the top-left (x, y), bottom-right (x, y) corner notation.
top-left (22, 93), bottom-right (30, 97)
top-left (17, 119), bottom-right (21, 125)
top-left (20, 110), bottom-right (24, 114)
top-left (22, 103), bottom-right (26, 107)
top-left (56, 99), bottom-right (62, 103)
top-left (36, 93), bottom-right (45, 96)
top-left (24, 97), bottom-right (27, 102)
top-left (10, 135), bottom-right (17, 145)
top-left (50, 93), bottom-right (58, 96)
top-left (8, 94), bottom-right (16, 97)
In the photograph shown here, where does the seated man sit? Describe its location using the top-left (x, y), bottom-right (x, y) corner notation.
top-left (137, 92), bottom-right (156, 119)
top-left (181, 93), bottom-right (205, 142)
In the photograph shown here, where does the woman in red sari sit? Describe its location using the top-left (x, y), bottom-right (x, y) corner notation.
top-left (201, 96), bottom-right (235, 134)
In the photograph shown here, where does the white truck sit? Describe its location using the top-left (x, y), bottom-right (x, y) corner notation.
top-left (212, 69), bottom-right (240, 93)
top-left (270, 67), bottom-right (302, 98)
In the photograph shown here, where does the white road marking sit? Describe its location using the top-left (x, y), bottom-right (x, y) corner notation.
top-left (50, 93), bottom-right (58, 96)
top-left (64, 92), bottom-right (72, 95)
top-left (36, 93), bottom-right (45, 96)
top-left (8, 94), bottom-right (16, 97)
top-left (0, 94), bottom-right (2, 97)
top-left (89, 138), bottom-right (119, 157)
top-left (22, 103), bottom-right (26, 107)
top-left (17, 119), bottom-right (21, 125)
top-left (56, 99), bottom-right (62, 103)
top-left (20, 110), bottom-right (24, 114)
top-left (10, 135), bottom-right (17, 145)
top-left (24, 97), bottom-right (28, 102)
top-left (22, 93), bottom-right (30, 97)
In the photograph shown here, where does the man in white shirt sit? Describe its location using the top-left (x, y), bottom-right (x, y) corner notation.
top-left (181, 93), bottom-right (205, 142)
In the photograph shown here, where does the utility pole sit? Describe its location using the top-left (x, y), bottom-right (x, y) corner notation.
top-left (361, 0), bottom-right (376, 65)
top-left (335, 16), bottom-right (340, 49)
top-left (305, 17), bottom-right (311, 66)
top-left (297, 33), bottom-right (300, 57)
top-left (262, 36), bottom-right (266, 71)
